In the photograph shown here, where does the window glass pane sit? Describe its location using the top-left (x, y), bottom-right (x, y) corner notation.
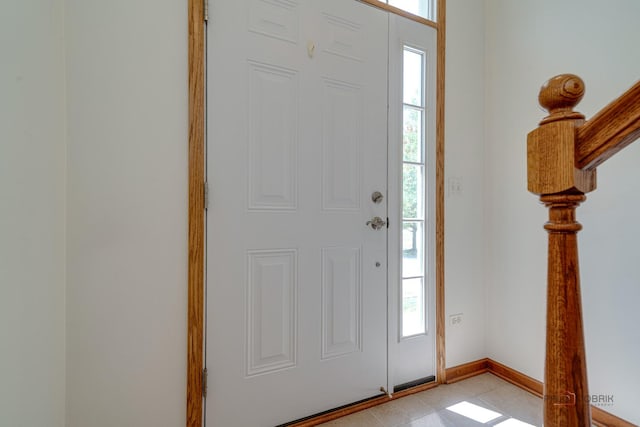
top-left (403, 164), bottom-right (424, 219)
top-left (403, 49), bottom-right (423, 106)
top-left (403, 106), bottom-right (422, 162)
top-left (402, 277), bottom-right (426, 337)
top-left (380, 0), bottom-right (435, 21)
top-left (402, 221), bottom-right (424, 278)
top-left (389, 0), bottom-right (429, 20)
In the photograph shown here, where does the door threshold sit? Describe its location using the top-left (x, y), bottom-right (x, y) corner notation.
top-left (276, 394), bottom-right (385, 427)
top-left (280, 378), bottom-right (438, 427)
top-left (393, 375), bottom-right (436, 393)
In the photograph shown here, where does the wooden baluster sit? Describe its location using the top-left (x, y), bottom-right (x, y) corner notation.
top-left (527, 74), bottom-right (596, 427)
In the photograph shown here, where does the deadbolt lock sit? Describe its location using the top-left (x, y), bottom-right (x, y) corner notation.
top-left (371, 191), bottom-right (384, 204)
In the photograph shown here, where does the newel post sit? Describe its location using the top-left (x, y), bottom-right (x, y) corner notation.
top-left (527, 74), bottom-right (596, 427)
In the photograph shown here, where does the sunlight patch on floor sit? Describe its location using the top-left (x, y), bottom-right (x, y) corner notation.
top-left (494, 418), bottom-right (537, 427)
top-left (446, 401), bottom-right (502, 423)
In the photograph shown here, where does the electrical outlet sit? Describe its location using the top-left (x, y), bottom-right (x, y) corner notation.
top-left (450, 313), bottom-right (463, 326)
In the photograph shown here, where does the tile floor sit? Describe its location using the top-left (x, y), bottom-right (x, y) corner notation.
top-left (317, 373), bottom-right (544, 427)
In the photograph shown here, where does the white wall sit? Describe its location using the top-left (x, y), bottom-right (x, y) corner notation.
top-left (485, 0), bottom-right (640, 422)
top-left (0, 1), bottom-right (67, 426)
top-left (64, 1), bottom-right (188, 426)
top-left (444, 0), bottom-right (487, 368)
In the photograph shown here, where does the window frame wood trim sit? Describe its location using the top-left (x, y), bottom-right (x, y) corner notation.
top-left (187, 0), bottom-right (205, 425)
top-left (186, 0), bottom-right (447, 424)
top-left (435, 0), bottom-right (446, 385)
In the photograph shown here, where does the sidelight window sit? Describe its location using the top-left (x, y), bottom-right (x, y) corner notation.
top-left (401, 46), bottom-right (427, 338)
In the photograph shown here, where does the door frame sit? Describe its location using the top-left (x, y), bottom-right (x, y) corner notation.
top-left (186, 1), bottom-right (446, 425)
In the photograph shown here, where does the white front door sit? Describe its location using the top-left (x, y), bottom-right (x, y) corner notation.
top-left (206, 1), bottom-right (389, 425)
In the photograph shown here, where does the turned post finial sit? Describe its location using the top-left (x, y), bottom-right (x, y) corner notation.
top-left (539, 74), bottom-right (586, 125)
top-left (527, 73), bottom-right (597, 195)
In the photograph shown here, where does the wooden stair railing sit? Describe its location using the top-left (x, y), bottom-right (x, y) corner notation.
top-left (527, 74), bottom-right (640, 427)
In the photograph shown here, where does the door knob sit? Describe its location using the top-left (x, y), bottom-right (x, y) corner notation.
top-left (366, 216), bottom-right (387, 230)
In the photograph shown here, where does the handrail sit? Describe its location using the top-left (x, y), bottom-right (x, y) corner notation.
top-left (527, 74), bottom-right (640, 427)
top-left (576, 80), bottom-right (640, 170)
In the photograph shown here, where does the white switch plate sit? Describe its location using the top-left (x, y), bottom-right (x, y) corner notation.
top-left (450, 313), bottom-right (463, 326)
top-left (448, 177), bottom-right (463, 196)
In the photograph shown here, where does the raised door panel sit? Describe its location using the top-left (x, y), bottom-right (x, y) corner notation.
top-left (246, 250), bottom-right (298, 376)
top-left (321, 79), bottom-right (362, 211)
top-left (321, 246), bottom-right (362, 359)
top-left (247, 61), bottom-right (299, 211)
